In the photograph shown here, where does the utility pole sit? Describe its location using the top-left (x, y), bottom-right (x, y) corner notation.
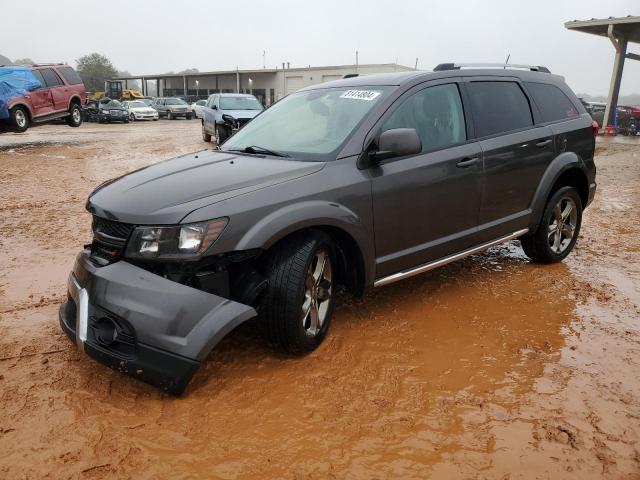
top-left (414, 57), bottom-right (418, 70)
top-left (355, 50), bottom-right (359, 71)
top-left (263, 50), bottom-right (266, 69)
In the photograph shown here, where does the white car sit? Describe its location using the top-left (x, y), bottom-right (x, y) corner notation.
top-left (122, 101), bottom-right (159, 121)
top-left (191, 100), bottom-right (207, 119)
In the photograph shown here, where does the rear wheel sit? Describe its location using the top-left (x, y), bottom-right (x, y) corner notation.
top-left (260, 231), bottom-right (336, 355)
top-left (521, 186), bottom-right (582, 263)
top-left (10, 106), bottom-right (29, 132)
top-left (167, 111), bottom-right (173, 120)
top-left (66, 103), bottom-right (82, 127)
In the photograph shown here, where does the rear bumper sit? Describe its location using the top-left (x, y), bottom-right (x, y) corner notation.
top-left (59, 250), bottom-right (256, 394)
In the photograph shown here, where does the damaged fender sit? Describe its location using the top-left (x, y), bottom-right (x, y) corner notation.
top-left (59, 250), bottom-right (257, 394)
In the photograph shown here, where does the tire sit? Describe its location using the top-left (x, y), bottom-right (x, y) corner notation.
top-left (66, 103), bottom-right (82, 127)
top-left (214, 124), bottom-right (228, 144)
top-left (129, 113), bottom-right (136, 121)
top-left (10, 106), bottom-right (29, 132)
top-left (202, 121), bottom-right (211, 142)
top-left (167, 111), bottom-right (173, 120)
top-left (260, 231), bottom-right (336, 355)
top-left (520, 186), bottom-right (582, 264)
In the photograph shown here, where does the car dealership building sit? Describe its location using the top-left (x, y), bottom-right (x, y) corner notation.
top-left (113, 63), bottom-right (414, 106)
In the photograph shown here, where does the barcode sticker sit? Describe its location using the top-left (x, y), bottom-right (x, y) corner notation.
top-left (339, 90), bottom-right (381, 101)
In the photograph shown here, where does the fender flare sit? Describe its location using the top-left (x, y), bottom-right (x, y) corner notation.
top-left (234, 200), bottom-right (375, 285)
top-left (528, 152), bottom-right (589, 231)
top-left (67, 95), bottom-right (82, 110)
top-left (7, 101), bottom-right (33, 119)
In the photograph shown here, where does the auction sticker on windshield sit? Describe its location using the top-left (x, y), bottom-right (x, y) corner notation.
top-left (339, 90), bottom-right (381, 101)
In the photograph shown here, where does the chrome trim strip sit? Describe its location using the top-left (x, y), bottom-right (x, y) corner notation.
top-left (67, 273), bottom-right (89, 352)
top-left (374, 228), bottom-right (529, 288)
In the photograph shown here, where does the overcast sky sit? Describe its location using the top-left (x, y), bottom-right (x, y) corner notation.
top-left (2, 0), bottom-right (639, 95)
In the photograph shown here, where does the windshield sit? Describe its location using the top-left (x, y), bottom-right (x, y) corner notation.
top-left (166, 98), bottom-right (187, 105)
top-left (222, 87), bottom-right (390, 160)
top-left (196, 100), bottom-right (206, 106)
top-left (220, 96), bottom-right (263, 111)
top-left (128, 101), bottom-right (147, 108)
top-left (100, 100), bottom-right (122, 108)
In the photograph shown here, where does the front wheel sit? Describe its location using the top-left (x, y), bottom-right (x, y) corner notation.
top-left (66, 104), bottom-right (82, 127)
top-left (129, 113), bottom-right (136, 121)
top-left (214, 124), bottom-right (228, 145)
top-left (10, 106), bottom-right (29, 132)
top-left (202, 122), bottom-right (211, 142)
top-left (260, 231), bottom-right (336, 355)
top-left (521, 186), bottom-right (582, 263)
top-left (167, 111), bottom-right (173, 120)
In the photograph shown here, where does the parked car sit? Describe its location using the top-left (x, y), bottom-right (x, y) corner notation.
top-left (154, 97), bottom-right (192, 119)
top-left (202, 93), bottom-right (264, 144)
top-left (0, 63), bottom-right (85, 133)
top-left (190, 99), bottom-right (206, 119)
top-left (60, 64), bottom-right (597, 394)
top-left (122, 100), bottom-right (159, 121)
top-left (82, 98), bottom-right (129, 123)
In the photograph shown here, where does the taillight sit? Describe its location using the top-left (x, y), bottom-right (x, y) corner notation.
top-left (591, 120), bottom-right (599, 137)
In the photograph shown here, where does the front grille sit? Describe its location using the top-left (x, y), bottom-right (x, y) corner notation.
top-left (91, 216), bottom-right (135, 265)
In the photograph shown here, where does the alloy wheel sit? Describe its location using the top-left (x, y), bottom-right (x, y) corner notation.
top-left (72, 108), bottom-right (81, 124)
top-left (548, 196), bottom-right (578, 254)
top-left (301, 250), bottom-right (332, 336)
top-left (15, 110), bottom-right (26, 128)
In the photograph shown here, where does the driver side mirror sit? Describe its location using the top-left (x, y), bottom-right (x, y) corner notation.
top-left (369, 128), bottom-right (422, 163)
top-left (212, 105), bottom-right (218, 110)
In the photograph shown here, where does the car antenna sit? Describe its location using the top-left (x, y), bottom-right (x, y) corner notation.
top-left (504, 54), bottom-right (511, 69)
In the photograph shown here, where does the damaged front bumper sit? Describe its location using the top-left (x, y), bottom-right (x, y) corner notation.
top-left (59, 250), bottom-right (256, 394)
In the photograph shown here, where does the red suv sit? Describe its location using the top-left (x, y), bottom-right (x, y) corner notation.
top-left (1, 63), bottom-right (86, 132)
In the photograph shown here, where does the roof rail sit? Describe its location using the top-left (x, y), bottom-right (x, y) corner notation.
top-left (434, 63), bottom-right (551, 73)
top-left (31, 63), bottom-right (65, 67)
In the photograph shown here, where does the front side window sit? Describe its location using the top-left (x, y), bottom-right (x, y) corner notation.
top-left (467, 81), bottom-right (533, 137)
top-left (382, 83), bottom-right (466, 153)
top-left (524, 82), bottom-right (579, 123)
top-left (220, 96), bottom-right (263, 110)
top-left (30, 70), bottom-right (45, 89)
top-left (39, 68), bottom-right (63, 88)
top-left (222, 86), bottom-right (391, 160)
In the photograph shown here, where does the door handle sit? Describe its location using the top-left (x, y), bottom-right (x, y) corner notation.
top-left (536, 139), bottom-right (552, 148)
top-left (456, 157), bottom-right (479, 168)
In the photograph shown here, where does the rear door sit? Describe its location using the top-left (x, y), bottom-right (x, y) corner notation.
top-left (464, 79), bottom-right (554, 242)
top-left (203, 95), bottom-right (218, 132)
top-left (370, 80), bottom-right (484, 278)
top-left (39, 68), bottom-right (67, 111)
top-left (29, 69), bottom-right (54, 117)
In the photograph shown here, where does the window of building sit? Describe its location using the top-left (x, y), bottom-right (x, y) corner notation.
top-left (467, 81), bottom-right (533, 137)
top-left (382, 83), bottom-right (467, 153)
top-left (524, 82), bottom-right (579, 123)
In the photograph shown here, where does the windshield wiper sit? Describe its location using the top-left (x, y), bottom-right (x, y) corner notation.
top-left (230, 145), bottom-right (290, 157)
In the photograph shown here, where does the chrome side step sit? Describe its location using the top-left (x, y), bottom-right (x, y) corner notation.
top-left (373, 228), bottom-right (529, 288)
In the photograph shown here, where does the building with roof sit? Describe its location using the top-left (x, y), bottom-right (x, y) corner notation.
top-left (566, 15), bottom-right (640, 129)
top-left (113, 63), bottom-right (414, 107)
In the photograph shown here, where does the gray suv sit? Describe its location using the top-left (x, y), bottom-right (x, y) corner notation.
top-left (60, 63), bottom-right (597, 394)
top-left (201, 93), bottom-right (263, 144)
top-left (154, 97), bottom-right (192, 119)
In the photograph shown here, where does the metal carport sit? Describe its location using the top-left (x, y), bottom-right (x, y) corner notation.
top-left (565, 16), bottom-right (640, 131)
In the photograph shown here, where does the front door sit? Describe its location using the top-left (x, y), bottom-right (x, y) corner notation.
top-left (39, 68), bottom-right (67, 111)
top-left (370, 82), bottom-right (484, 278)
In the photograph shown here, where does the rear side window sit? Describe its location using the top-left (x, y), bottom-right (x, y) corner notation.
top-left (57, 66), bottom-right (83, 85)
top-left (467, 81), bottom-right (533, 137)
top-left (383, 83), bottom-right (467, 153)
top-left (524, 82), bottom-right (579, 123)
top-left (39, 68), bottom-right (63, 88)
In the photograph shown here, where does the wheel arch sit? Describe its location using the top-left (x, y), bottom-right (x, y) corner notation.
top-left (529, 152), bottom-right (589, 231)
top-left (232, 202), bottom-right (373, 295)
top-left (67, 95), bottom-right (82, 109)
top-left (9, 102), bottom-right (33, 120)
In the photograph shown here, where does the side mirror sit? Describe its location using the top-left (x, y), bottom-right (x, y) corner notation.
top-left (212, 105), bottom-right (218, 110)
top-left (370, 128), bottom-right (422, 163)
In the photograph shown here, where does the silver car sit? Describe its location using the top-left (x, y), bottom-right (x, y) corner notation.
top-left (154, 97), bottom-right (193, 120)
top-left (202, 93), bottom-right (263, 144)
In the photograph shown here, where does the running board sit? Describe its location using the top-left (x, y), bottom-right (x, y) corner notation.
top-left (374, 228), bottom-right (529, 288)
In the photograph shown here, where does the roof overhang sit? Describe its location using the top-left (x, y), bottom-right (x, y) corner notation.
top-left (565, 16), bottom-right (640, 44)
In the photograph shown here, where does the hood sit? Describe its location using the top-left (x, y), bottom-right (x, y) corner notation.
top-left (130, 107), bottom-right (156, 114)
top-left (221, 109), bottom-right (262, 120)
top-left (87, 150), bottom-right (324, 225)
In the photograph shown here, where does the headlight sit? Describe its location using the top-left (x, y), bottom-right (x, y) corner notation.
top-left (222, 114), bottom-right (236, 125)
top-left (125, 218), bottom-right (228, 260)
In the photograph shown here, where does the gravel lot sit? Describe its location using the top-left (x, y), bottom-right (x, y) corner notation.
top-left (1, 121), bottom-right (639, 479)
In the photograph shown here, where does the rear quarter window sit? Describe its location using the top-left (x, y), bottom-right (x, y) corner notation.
top-left (524, 82), bottom-right (579, 123)
top-left (467, 81), bottom-right (533, 138)
top-left (57, 66), bottom-right (83, 85)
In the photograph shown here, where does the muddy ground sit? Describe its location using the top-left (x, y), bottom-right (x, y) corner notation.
top-left (0, 121), bottom-right (638, 479)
